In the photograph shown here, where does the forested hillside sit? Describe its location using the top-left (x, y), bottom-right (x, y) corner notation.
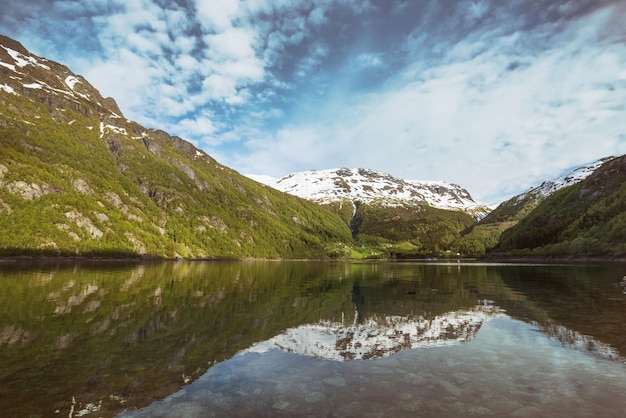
top-left (0, 36), bottom-right (352, 258)
top-left (493, 155), bottom-right (626, 257)
top-left (350, 203), bottom-right (476, 258)
top-left (452, 157), bottom-right (622, 257)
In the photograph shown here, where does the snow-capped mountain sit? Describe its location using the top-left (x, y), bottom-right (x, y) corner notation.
top-left (248, 168), bottom-right (489, 217)
top-left (481, 156), bottom-right (617, 227)
top-left (519, 157), bottom-right (614, 201)
top-left (246, 303), bottom-right (503, 361)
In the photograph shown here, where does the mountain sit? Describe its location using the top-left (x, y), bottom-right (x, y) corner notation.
top-left (481, 157), bottom-right (613, 225)
top-left (523, 158), bottom-right (611, 198)
top-left (452, 157), bottom-right (617, 256)
top-left (493, 154), bottom-right (626, 256)
top-left (0, 35), bottom-right (123, 117)
top-left (248, 167), bottom-right (489, 217)
top-left (249, 168), bottom-right (491, 257)
top-left (0, 34), bottom-right (353, 258)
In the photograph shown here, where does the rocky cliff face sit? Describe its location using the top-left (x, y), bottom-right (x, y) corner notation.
top-left (0, 35), bottom-right (121, 118)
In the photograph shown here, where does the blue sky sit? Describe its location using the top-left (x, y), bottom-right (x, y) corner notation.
top-left (1, 0), bottom-right (625, 203)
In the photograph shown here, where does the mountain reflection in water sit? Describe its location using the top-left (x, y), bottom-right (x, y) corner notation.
top-left (1, 260), bottom-right (626, 417)
top-left (246, 304), bottom-right (502, 361)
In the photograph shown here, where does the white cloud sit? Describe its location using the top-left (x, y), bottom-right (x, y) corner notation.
top-left (175, 114), bottom-right (217, 138)
top-left (348, 52), bottom-right (385, 72)
top-left (220, 57), bottom-right (265, 80)
top-left (200, 27), bottom-right (265, 101)
top-left (204, 28), bottom-right (258, 61)
top-left (66, 0), bottom-right (275, 131)
top-left (231, 2), bottom-right (626, 203)
top-left (176, 54), bottom-right (200, 72)
top-left (80, 48), bottom-right (158, 106)
top-left (294, 43), bottom-right (328, 78)
top-left (202, 74), bottom-right (237, 101)
top-left (308, 7), bottom-right (327, 26)
top-left (229, 126), bottom-right (329, 175)
top-left (194, 0), bottom-right (241, 31)
top-left (125, 31), bottom-right (164, 55)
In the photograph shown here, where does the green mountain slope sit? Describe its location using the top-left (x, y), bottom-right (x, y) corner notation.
top-left (493, 155), bottom-right (626, 257)
top-left (453, 157), bottom-right (616, 256)
top-left (349, 202), bottom-right (476, 258)
top-left (449, 194), bottom-right (539, 256)
top-left (0, 36), bottom-right (352, 258)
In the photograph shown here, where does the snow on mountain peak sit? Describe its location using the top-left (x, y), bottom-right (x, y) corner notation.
top-left (248, 167), bottom-right (485, 214)
top-left (0, 36), bottom-right (123, 118)
top-left (521, 157), bottom-right (614, 200)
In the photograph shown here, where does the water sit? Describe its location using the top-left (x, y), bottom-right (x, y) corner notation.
top-left (1, 260), bottom-right (625, 417)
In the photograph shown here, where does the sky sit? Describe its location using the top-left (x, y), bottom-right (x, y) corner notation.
top-left (1, 0), bottom-right (625, 204)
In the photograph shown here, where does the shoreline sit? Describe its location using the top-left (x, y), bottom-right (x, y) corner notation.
top-left (482, 254), bottom-right (626, 264)
top-left (1, 254), bottom-right (626, 264)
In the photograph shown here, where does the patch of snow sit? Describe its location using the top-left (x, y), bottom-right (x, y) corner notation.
top-left (99, 123), bottom-right (127, 139)
top-left (104, 125), bottom-right (127, 136)
top-left (23, 82), bottom-right (43, 89)
top-left (4, 48), bottom-right (29, 67)
top-left (70, 90), bottom-right (92, 101)
top-left (0, 61), bottom-right (16, 71)
top-left (0, 84), bottom-right (17, 94)
top-left (64, 75), bottom-right (81, 90)
top-left (68, 396), bottom-right (102, 418)
top-left (3, 47), bottom-right (49, 70)
top-left (74, 401), bottom-right (102, 417)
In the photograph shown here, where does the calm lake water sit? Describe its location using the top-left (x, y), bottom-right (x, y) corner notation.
top-left (1, 260), bottom-right (626, 417)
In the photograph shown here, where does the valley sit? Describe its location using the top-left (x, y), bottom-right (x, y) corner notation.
top-left (1, 34), bottom-right (624, 260)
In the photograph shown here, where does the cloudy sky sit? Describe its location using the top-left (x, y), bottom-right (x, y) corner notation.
top-left (1, 0), bottom-right (625, 203)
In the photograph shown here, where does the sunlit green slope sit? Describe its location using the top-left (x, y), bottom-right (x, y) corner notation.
top-left (0, 36), bottom-right (352, 258)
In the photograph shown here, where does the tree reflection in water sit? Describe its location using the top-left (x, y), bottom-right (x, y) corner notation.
top-left (0, 260), bottom-right (625, 417)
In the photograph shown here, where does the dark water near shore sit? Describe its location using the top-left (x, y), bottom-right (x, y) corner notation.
top-left (1, 260), bottom-right (626, 417)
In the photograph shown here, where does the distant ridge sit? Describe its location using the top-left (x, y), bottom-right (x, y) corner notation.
top-left (248, 167), bottom-right (491, 219)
